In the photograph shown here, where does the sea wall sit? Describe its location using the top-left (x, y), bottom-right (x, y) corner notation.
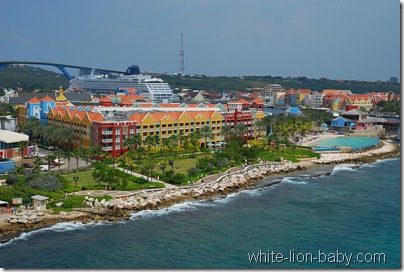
top-left (312, 140), bottom-right (399, 164)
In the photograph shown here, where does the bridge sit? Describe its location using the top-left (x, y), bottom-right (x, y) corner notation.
top-left (0, 60), bottom-right (126, 80)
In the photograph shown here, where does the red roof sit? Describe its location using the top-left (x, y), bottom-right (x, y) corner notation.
top-left (298, 89), bottom-right (310, 94)
top-left (27, 97), bottom-right (40, 103)
top-left (99, 97), bottom-right (112, 102)
top-left (40, 95), bottom-right (54, 101)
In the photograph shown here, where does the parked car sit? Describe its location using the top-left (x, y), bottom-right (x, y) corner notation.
top-left (29, 152), bottom-right (46, 158)
top-left (54, 158), bottom-right (65, 165)
top-left (47, 146), bottom-right (59, 150)
top-left (23, 163), bottom-right (34, 168)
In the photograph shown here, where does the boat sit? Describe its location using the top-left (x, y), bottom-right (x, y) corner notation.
top-left (69, 65), bottom-right (173, 103)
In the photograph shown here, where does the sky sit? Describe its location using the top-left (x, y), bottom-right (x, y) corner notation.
top-left (0, 0), bottom-right (400, 82)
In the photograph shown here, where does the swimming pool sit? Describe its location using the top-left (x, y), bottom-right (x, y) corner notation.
top-left (312, 136), bottom-right (380, 151)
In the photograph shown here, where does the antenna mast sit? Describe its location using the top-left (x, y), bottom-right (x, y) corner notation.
top-left (179, 33), bottom-right (185, 75)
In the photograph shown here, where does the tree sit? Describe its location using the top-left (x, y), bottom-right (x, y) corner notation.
top-left (189, 130), bottom-right (202, 155)
top-left (72, 148), bottom-right (83, 173)
top-left (27, 174), bottom-right (64, 191)
top-left (200, 124), bottom-right (213, 148)
top-left (168, 159), bottom-right (175, 171)
top-left (44, 154), bottom-right (57, 171)
top-left (54, 149), bottom-right (64, 174)
top-left (92, 162), bottom-right (107, 186)
top-left (58, 127), bottom-right (74, 150)
top-left (62, 150), bottom-right (73, 173)
top-left (254, 118), bottom-right (265, 139)
top-left (17, 141), bottom-right (28, 165)
top-left (159, 161), bottom-right (167, 176)
top-left (187, 167), bottom-right (200, 180)
top-left (123, 136), bottom-right (136, 151)
top-left (234, 123), bottom-right (247, 139)
top-left (220, 124), bottom-right (232, 148)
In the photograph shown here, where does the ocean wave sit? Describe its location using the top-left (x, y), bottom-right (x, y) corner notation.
top-left (129, 186), bottom-right (274, 220)
top-left (0, 221), bottom-right (96, 247)
top-left (331, 164), bottom-right (358, 175)
top-left (213, 187), bottom-right (269, 203)
top-left (130, 200), bottom-right (215, 219)
top-left (281, 177), bottom-right (308, 185)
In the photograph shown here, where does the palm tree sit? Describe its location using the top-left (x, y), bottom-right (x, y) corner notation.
top-left (200, 124), bottom-right (213, 149)
top-left (17, 141), bottom-right (28, 165)
top-left (55, 149), bottom-right (64, 174)
top-left (220, 124), bottom-right (232, 148)
top-left (116, 153), bottom-right (131, 173)
top-left (133, 133), bottom-right (142, 149)
top-left (22, 117), bottom-right (44, 144)
top-left (43, 125), bottom-right (58, 147)
top-left (152, 134), bottom-right (160, 148)
top-left (124, 136), bottom-right (136, 151)
top-left (58, 127), bottom-right (74, 150)
top-left (89, 145), bottom-right (102, 160)
top-left (254, 118), bottom-right (265, 139)
top-left (234, 123), bottom-right (247, 139)
top-left (159, 161), bottom-right (167, 176)
top-left (263, 115), bottom-right (275, 136)
top-left (63, 150), bottom-right (73, 173)
top-left (189, 130), bottom-right (202, 155)
top-left (168, 159), bottom-right (175, 171)
top-left (44, 154), bottom-right (56, 171)
top-left (33, 157), bottom-right (43, 173)
top-left (72, 148), bottom-right (83, 173)
top-left (167, 134), bottom-right (179, 156)
top-left (178, 132), bottom-right (186, 151)
top-left (82, 148), bottom-right (91, 170)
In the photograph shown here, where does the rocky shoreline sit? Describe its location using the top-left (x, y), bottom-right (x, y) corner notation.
top-left (0, 140), bottom-right (399, 242)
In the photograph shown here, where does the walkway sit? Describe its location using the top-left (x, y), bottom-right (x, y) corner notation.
top-left (114, 166), bottom-right (177, 189)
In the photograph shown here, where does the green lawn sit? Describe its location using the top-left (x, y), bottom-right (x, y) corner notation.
top-left (154, 154), bottom-right (211, 176)
top-left (62, 171), bottom-right (97, 190)
top-left (62, 170), bottom-right (165, 191)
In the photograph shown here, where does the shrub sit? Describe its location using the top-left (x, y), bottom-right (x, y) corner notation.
top-left (27, 174), bottom-right (64, 192)
top-left (169, 173), bottom-right (186, 184)
top-left (165, 170), bottom-right (174, 179)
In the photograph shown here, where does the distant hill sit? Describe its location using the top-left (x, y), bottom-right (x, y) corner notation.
top-left (0, 65), bottom-right (69, 91)
top-left (162, 75), bottom-right (401, 94)
top-left (0, 65), bottom-right (400, 95)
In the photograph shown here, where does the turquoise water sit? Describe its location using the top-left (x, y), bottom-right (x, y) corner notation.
top-left (0, 158), bottom-right (400, 268)
top-left (312, 136), bottom-right (380, 150)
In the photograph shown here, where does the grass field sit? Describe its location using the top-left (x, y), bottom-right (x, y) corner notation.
top-left (153, 154), bottom-right (212, 176)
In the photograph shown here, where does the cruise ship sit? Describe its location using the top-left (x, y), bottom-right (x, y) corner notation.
top-left (69, 65), bottom-right (173, 103)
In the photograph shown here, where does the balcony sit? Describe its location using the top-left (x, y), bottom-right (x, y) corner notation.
top-left (102, 146), bottom-right (113, 151)
top-left (102, 131), bottom-right (113, 135)
top-left (102, 138), bottom-right (113, 143)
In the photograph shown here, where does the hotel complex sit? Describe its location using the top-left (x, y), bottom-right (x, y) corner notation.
top-left (16, 88), bottom-right (265, 158)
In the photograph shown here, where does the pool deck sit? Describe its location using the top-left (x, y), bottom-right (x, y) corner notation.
top-left (301, 134), bottom-right (342, 146)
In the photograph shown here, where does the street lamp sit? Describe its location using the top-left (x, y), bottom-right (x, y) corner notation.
top-left (73, 176), bottom-right (79, 188)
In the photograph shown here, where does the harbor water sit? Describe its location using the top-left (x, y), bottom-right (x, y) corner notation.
top-left (0, 158), bottom-right (400, 268)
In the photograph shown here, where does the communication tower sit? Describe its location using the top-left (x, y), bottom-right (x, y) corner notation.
top-left (179, 33), bottom-right (185, 75)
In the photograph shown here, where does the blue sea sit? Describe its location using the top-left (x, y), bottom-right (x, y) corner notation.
top-left (0, 158), bottom-right (400, 269)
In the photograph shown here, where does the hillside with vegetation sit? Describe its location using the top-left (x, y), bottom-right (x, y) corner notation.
top-left (0, 65), bottom-right (70, 91)
top-left (0, 65), bottom-right (400, 94)
top-left (162, 74), bottom-right (400, 94)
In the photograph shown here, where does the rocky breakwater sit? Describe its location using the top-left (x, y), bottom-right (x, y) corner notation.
top-left (103, 162), bottom-right (300, 212)
top-left (312, 140), bottom-right (400, 164)
top-left (0, 162), bottom-right (302, 240)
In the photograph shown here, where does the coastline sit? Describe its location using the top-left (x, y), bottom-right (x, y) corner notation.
top-left (0, 140), bottom-right (399, 242)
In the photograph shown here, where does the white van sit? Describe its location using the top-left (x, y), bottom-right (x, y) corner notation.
top-left (39, 165), bottom-right (50, 172)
